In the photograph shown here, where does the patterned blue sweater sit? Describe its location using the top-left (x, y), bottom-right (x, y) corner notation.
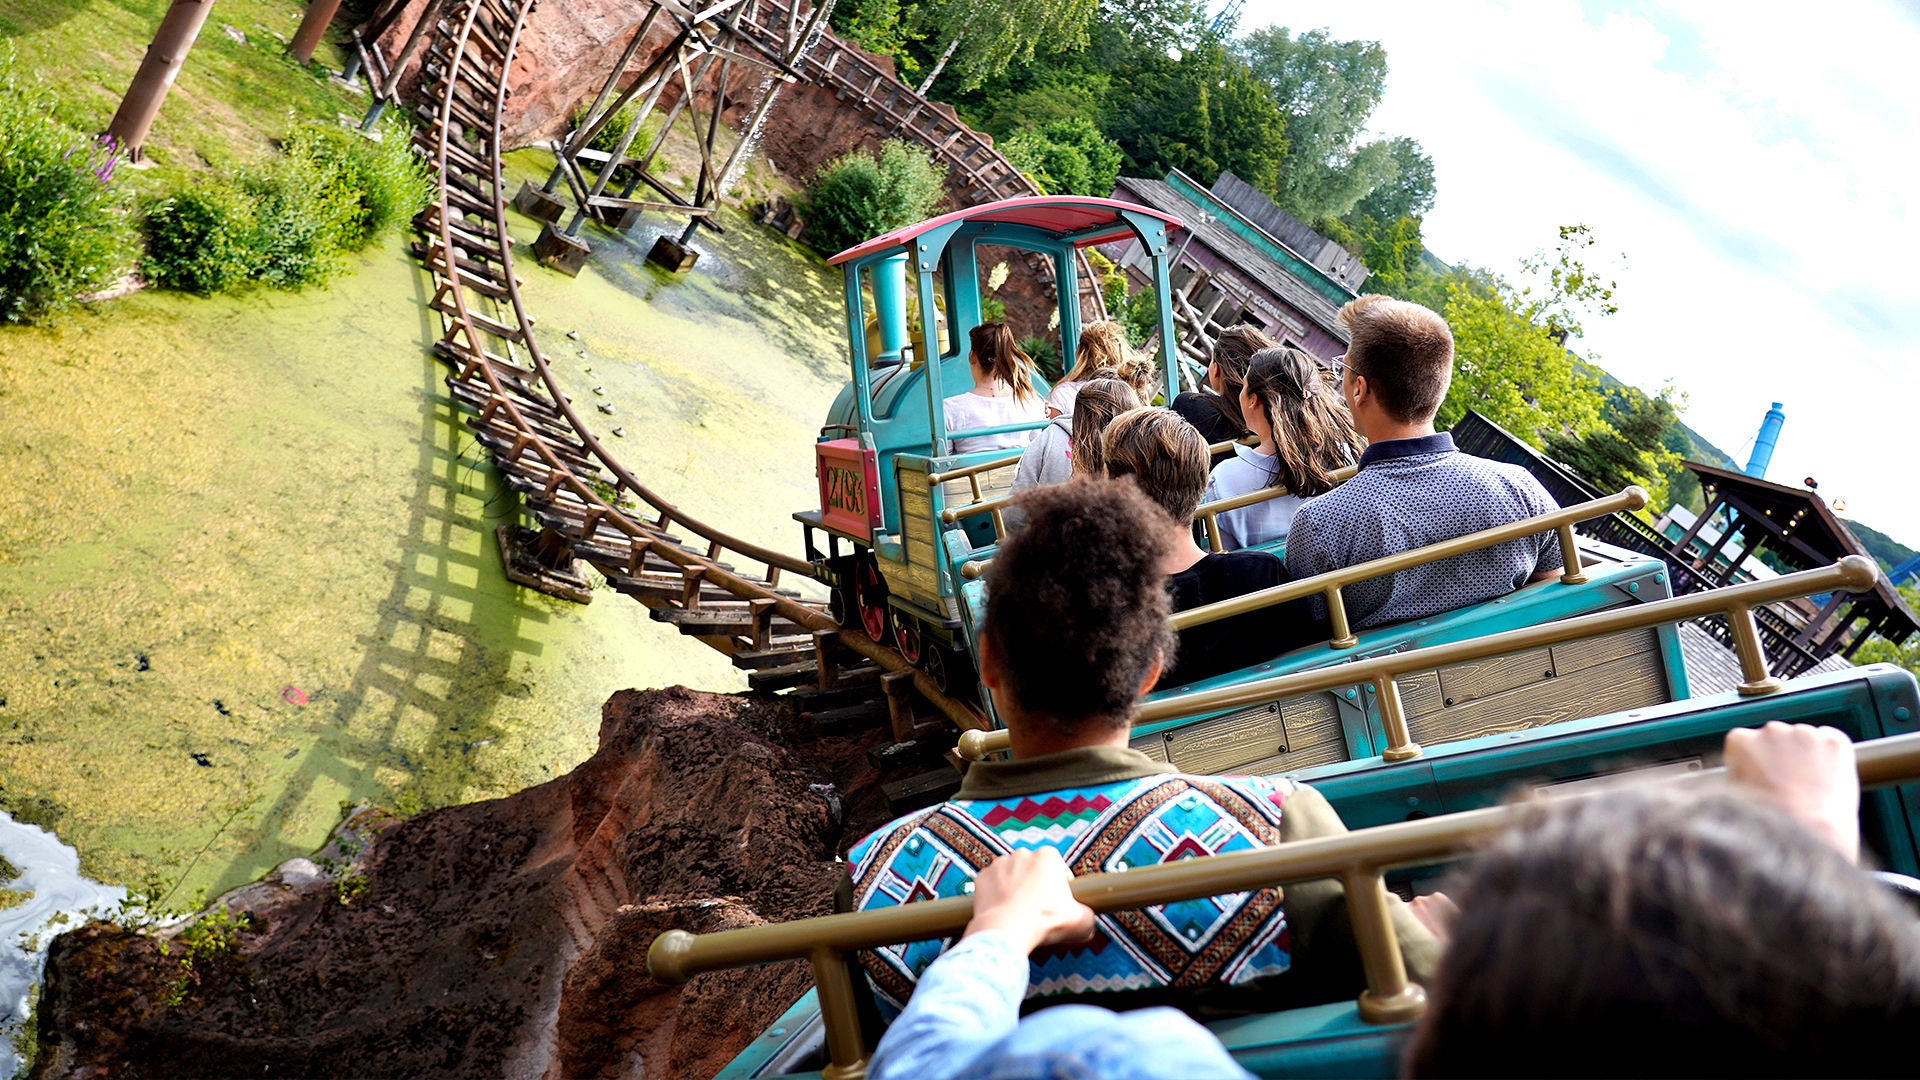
top-left (847, 765), bottom-right (1305, 1010)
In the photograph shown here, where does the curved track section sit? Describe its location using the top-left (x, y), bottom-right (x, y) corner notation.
top-left (407, 0), bottom-right (984, 730)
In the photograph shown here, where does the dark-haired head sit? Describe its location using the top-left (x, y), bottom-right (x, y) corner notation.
top-left (1240, 347), bottom-right (1365, 496)
top-left (1405, 785), bottom-right (1920, 1078)
top-left (1336, 296), bottom-right (1452, 426)
top-left (1207, 325), bottom-right (1278, 434)
top-left (1068, 378), bottom-right (1141, 478)
top-left (968, 321), bottom-right (1039, 405)
top-left (1102, 409), bottom-right (1210, 525)
top-left (985, 481), bottom-right (1175, 739)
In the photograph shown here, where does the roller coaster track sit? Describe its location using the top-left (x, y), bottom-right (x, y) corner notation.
top-left (406, 0), bottom-right (985, 733)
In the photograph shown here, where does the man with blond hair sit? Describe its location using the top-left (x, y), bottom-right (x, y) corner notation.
top-left (1284, 296), bottom-right (1564, 629)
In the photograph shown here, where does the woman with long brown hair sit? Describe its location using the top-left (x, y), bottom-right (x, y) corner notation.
top-left (1172, 325), bottom-right (1274, 464)
top-left (1007, 379), bottom-right (1141, 528)
top-left (1204, 346), bottom-right (1365, 550)
top-left (945, 321), bottom-right (1044, 454)
top-left (1045, 321), bottom-right (1157, 417)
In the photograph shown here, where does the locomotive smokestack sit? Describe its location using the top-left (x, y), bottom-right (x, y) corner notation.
top-left (1744, 402), bottom-right (1785, 480)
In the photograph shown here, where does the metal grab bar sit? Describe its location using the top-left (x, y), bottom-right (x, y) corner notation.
top-left (928, 453), bottom-right (1023, 485)
top-left (941, 436), bottom-right (1255, 531)
top-left (942, 441), bottom-right (1329, 538)
top-left (648, 728), bottom-right (1920, 1080)
top-left (1195, 464), bottom-right (1360, 553)
top-left (1172, 486), bottom-right (1647, 642)
top-left (962, 486), bottom-right (1646, 607)
top-left (956, 555), bottom-right (1881, 763)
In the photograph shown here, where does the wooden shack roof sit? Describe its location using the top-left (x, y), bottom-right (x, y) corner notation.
top-left (1109, 176), bottom-right (1348, 341)
top-left (1684, 461), bottom-right (1920, 636)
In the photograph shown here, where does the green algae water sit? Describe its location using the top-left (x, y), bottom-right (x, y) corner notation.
top-left (0, 163), bottom-right (847, 902)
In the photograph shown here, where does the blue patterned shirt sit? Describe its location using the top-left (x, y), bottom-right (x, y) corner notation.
top-left (1283, 432), bottom-right (1564, 629)
top-left (847, 761), bottom-right (1301, 1010)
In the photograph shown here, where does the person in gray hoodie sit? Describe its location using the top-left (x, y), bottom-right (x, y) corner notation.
top-left (1006, 378), bottom-right (1141, 528)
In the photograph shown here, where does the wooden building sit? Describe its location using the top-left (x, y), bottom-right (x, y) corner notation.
top-left (1101, 169), bottom-right (1361, 388)
top-left (1452, 411), bottom-right (1920, 678)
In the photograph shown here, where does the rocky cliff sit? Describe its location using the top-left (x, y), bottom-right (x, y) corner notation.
top-left (33, 688), bottom-right (896, 1078)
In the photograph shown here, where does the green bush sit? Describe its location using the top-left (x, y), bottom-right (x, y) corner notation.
top-left (802, 140), bottom-right (948, 257)
top-left (285, 119), bottom-right (432, 250)
top-left (0, 58), bottom-right (134, 322)
top-left (142, 184), bottom-right (258, 294)
top-left (1000, 118), bottom-right (1123, 197)
top-left (143, 119), bottom-right (430, 294)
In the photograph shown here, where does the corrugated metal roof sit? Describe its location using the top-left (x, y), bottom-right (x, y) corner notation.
top-left (1111, 176), bottom-right (1348, 341)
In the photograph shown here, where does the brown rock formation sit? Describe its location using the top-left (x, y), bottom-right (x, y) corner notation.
top-left (33, 688), bottom-right (896, 1078)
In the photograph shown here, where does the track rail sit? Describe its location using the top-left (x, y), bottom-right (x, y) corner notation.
top-left (407, 0), bottom-right (983, 730)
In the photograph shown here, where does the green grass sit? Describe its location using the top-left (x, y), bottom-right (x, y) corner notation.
top-left (0, 0), bottom-right (365, 197)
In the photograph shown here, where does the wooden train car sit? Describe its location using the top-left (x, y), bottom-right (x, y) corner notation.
top-left (656, 561), bottom-right (1920, 1077)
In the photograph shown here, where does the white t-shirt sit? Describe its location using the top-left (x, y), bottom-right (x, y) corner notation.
top-left (1203, 442), bottom-right (1306, 551)
top-left (944, 390), bottom-right (1044, 453)
top-left (1045, 380), bottom-right (1086, 418)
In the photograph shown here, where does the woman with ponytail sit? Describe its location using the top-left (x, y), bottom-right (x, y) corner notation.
top-left (1204, 347), bottom-right (1366, 550)
top-left (945, 322), bottom-right (1045, 453)
top-left (1173, 325), bottom-right (1274, 465)
top-left (1046, 321), bottom-right (1157, 416)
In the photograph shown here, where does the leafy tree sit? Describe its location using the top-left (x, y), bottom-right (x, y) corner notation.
top-left (832, 0), bottom-right (916, 70)
top-left (1103, 39), bottom-right (1286, 193)
top-left (1324, 212), bottom-right (1425, 297)
top-left (1852, 584), bottom-right (1920, 678)
top-left (1439, 270), bottom-right (1604, 441)
top-left (1516, 223), bottom-right (1620, 342)
top-left (1236, 26), bottom-right (1393, 221)
top-left (1545, 383), bottom-right (1684, 507)
top-left (972, 69), bottom-right (1112, 136)
top-left (1350, 136), bottom-right (1435, 223)
top-left (1001, 117), bottom-right (1123, 196)
top-left (909, 0), bottom-right (1100, 95)
top-left (801, 140), bottom-right (949, 256)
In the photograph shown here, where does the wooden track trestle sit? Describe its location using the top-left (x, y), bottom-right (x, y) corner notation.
top-left (404, 0), bottom-right (985, 733)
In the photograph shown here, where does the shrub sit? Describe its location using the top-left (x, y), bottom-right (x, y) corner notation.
top-left (143, 120), bottom-right (429, 294)
top-left (142, 184), bottom-right (258, 294)
top-left (1000, 118), bottom-right (1123, 197)
top-left (0, 58), bottom-right (134, 322)
top-left (802, 140), bottom-right (948, 257)
top-left (285, 119), bottom-right (432, 250)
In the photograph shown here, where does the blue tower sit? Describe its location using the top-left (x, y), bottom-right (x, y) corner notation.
top-left (1744, 402), bottom-right (1785, 480)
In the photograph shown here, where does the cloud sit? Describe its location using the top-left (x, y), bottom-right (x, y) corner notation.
top-left (1241, 0), bottom-right (1920, 543)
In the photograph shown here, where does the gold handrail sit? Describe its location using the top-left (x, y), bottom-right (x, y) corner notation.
top-left (648, 728), bottom-right (1920, 1080)
top-left (928, 453), bottom-right (1023, 485)
top-left (1173, 486), bottom-right (1647, 642)
top-left (956, 554), bottom-right (1881, 764)
top-left (962, 486), bottom-right (1645, 605)
top-left (1194, 464), bottom-right (1360, 553)
top-left (940, 436), bottom-right (1255, 530)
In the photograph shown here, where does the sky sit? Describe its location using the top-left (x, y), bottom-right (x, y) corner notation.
top-left (1245, 0), bottom-right (1920, 549)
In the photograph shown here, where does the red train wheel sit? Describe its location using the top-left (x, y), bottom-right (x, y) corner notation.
top-left (854, 556), bottom-right (891, 644)
top-left (892, 608), bottom-right (924, 665)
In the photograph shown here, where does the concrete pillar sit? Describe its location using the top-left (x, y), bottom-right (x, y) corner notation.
top-left (105, 0), bottom-right (217, 159)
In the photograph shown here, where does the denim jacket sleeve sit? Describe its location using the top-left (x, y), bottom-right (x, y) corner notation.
top-left (867, 931), bottom-right (1256, 1080)
top-left (866, 930), bottom-right (1028, 1080)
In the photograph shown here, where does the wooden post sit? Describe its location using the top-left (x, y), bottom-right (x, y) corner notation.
top-left (105, 0), bottom-right (218, 159)
top-left (288, 0), bottom-right (345, 64)
top-left (1673, 495), bottom-right (1722, 562)
top-left (814, 628), bottom-right (841, 690)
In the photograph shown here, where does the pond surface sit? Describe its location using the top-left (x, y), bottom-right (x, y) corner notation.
top-left (0, 163), bottom-right (849, 906)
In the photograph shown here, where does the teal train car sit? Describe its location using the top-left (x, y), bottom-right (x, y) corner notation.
top-left (793, 196), bottom-right (1698, 769)
top-left (649, 199), bottom-right (1920, 1079)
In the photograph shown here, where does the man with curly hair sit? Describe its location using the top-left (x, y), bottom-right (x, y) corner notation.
top-left (841, 479), bottom-right (1439, 1018)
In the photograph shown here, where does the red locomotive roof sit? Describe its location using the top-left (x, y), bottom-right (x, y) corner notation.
top-left (827, 195), bottom-right (1183, 265)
